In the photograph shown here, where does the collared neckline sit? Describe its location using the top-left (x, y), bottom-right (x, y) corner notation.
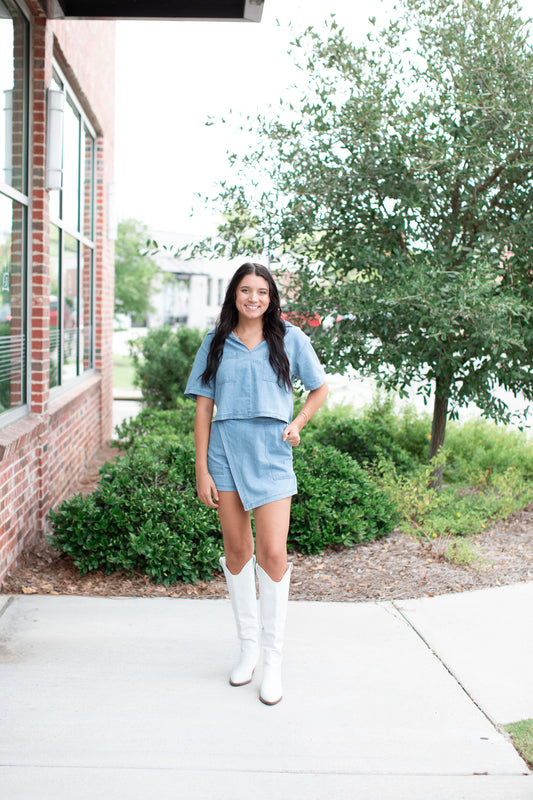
top-left (229, 331), bottom-right (267, 353)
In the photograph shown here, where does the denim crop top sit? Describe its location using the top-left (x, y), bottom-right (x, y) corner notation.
top-left (184, 322), bottom-right (326, 424)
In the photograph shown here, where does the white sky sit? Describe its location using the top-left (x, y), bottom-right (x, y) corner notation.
top-left (114, 0), bottom-right (533, 238)
top-left (114, 0), bottom-right (390, 236)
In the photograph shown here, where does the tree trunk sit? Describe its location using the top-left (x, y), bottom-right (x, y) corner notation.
top-left (429, 378), bottom-right (449, 489)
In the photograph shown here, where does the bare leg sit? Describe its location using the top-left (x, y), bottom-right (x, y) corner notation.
top-left (254, 497), bottom-right (292, 581)
top-left (217, 491), bottom-right (254, 574)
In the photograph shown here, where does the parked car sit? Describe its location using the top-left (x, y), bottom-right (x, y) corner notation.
top-left (0, 302), bottom-right (11, 323)
top-left (281, 308), bottom-right (322, 333)
top-left (322, 312), bottom-right (354, 329)
top-left (49, 296), bottom-right (76, 329)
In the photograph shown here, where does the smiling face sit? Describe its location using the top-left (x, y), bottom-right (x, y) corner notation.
top-left (234, 273), bottom-right (270, 323)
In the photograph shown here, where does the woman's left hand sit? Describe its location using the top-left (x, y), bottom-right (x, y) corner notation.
top-left (282, 422), bottom-right (301, 447)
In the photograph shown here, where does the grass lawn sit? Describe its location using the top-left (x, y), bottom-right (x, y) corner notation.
top-left (504, 720), bottom-right (533, 769)
top-left (113, 354), bottom-right (136, 389)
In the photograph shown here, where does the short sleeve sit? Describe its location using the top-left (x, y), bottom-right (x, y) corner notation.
top-left (291, 330), bottom-right (326, 391)
top-left (184, 333), bottom-right (215, 400)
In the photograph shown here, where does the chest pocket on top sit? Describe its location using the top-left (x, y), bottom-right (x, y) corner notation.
top-left (263, 360), bottom-right (279, 384)
top-left (263, 362), bottom-right (293, 394)
top-left (218, 354), bottom-right (240, 384)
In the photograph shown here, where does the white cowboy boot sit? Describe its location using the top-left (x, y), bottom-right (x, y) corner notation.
top-left (220, 556), bottom-right (260, 686)
top-left (257, 562), bottom-right (292, 706)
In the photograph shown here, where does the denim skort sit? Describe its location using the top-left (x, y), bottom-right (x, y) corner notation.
top-left (207, 418), bottom-right (297, 511)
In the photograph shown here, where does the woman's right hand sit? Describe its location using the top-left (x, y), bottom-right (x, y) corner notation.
top-left (196, 472), bottom-right (219, 509)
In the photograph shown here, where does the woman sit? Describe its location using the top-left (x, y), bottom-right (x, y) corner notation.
top-left (185, 263), bottom-right (328, 705)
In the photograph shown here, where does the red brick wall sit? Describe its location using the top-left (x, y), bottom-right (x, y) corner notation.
top-left (46, 376), bottom-right (103, 509)
top-left (0, 416), bottom-right (44, 576)
top-left (0, 5), bottom-right (115, 585)
top-left (30, 15), bottom-right (52, 420)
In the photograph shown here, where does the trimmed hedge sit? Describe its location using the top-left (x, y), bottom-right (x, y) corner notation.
top-left (48, 436), bottom-right (222, 584)
top-left (308, 406), bottom-right (416, 474)
top-left (49, 410), bottom-right (398, 583)
top-left (113, 401), bottom-right (196, 449)
top-left (290, 441), bottom-right (397, 553)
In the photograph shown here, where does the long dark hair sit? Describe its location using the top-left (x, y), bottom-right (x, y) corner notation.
top-left (201, 263), bottom-right (292, 391)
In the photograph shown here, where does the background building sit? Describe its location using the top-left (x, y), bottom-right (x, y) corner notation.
top-left (147, 233), bottom-right (236, 331)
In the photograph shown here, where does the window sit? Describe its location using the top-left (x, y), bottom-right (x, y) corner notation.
top-left (49, 65), bottom-right (95, 389)
top-left (0, 0), bottom-right (28, 416)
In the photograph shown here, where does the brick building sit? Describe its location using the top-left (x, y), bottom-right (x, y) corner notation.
top-left (0, 0), bottom-right (264, 584)
top-left (0, 1), bottom-right (116, 584)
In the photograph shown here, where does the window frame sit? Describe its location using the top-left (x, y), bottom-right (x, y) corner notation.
top-left (0, 0), bottom-right (30, 427)
top-left (48, 60), bottom-right (97, 396)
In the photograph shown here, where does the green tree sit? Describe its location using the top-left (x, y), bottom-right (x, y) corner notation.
top-left (202, 0), bottom-right (533, 482)
top-left (115, 219), bottom-right (159, 323)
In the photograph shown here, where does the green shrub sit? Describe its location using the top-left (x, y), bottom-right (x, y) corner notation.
top-left (130, 325), bottom-right (205, 409)
top-left (307, 402), bottom-right (416, 473)
top-left (53, 390), bottom-right (533, 581)
top-left (386, 405), bottom-right (533, 483)
top-left (388, 406), bottom-right (432, 464)
top-left (379, 454), bottom-right (533, 539)
top-left (445, 537), bottom-right (485, 567)
top-left (443, 418), bottom-right (533, 485)
top-left (289, 442), bottom-right (398, 554)
top-left (114, 400), bottom-right (196, 449)
top-left (48, 436), bottom-right (223, 584)
top-left (50, 413), bottom-right (399, 582)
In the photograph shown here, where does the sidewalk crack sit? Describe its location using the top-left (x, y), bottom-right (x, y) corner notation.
top-left (390, 600), bottom-right (500, 732)
top-left (0, 595), bottom-right (14, 621)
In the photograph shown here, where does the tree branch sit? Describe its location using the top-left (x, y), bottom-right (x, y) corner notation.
top-left (473, 145), bottom-right (531, 200)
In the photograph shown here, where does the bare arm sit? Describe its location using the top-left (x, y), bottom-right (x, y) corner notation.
top-left (282, 382), bottom-right (329, 446)
top-left (194, 395), bottom-right (219, 508)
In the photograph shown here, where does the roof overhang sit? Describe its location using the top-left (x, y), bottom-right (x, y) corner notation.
top-left (39, 0), bottom-right (264, 21)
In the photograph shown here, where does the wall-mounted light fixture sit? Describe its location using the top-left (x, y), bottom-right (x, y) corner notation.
top-left (45, 88), bottom-right (64, 191)
top-left (244, 0), bottom-right (264, 22)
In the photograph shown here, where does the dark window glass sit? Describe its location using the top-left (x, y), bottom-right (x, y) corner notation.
top-left (48, 66), bottom-right (95, 388)
top-left (49, 224), bottom-right (60, 389)
top-left (0, 0), bottom-right (28, 417)
top-left (0, 193), bottom-right (26, 411)
top-left (62, 232), bottom-right (78, 381)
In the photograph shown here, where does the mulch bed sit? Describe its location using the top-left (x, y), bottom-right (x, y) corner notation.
top-left (2, 443), bottom-right (533, 602)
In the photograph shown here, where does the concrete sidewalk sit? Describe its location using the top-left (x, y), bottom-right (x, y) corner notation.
top-left (0, 583), bottom-right (531, 799)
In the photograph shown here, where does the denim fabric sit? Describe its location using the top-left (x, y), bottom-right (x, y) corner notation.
top-left (184, 322), bottom-right (326, 424)
top-left (207, 419), bottom-right (297, 511)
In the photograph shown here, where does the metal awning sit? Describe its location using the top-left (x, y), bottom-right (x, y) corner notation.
top-left (40, 0), bottom-right (264, 21)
